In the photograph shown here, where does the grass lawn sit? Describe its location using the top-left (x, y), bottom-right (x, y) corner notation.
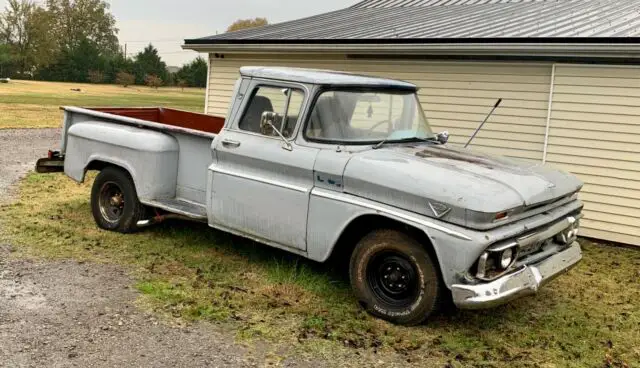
top-left (1, 172), bottom-right (638, 367)
top-left (0, 80), bottom-right (205, 129)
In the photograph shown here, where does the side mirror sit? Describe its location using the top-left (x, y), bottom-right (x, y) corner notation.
top-left (260, 111), bottom-right (293, 151)
top-left (436, 131), bottom-right (449, 145)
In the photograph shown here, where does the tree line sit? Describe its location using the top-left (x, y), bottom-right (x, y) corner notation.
top-left (0, 0), bottom-right (209, 88)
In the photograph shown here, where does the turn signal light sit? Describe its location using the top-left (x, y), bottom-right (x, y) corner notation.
top-left (495, 212), bottom-right (508, 220)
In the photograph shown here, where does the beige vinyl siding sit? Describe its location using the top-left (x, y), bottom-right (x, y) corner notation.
top-left (208, 54), bottom-right (551, 161)
top-left (546, 65), bottom-right (640, 246)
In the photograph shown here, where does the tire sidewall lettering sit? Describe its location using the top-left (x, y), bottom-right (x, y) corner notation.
top-left (356, 240), bottom-right (428, 318)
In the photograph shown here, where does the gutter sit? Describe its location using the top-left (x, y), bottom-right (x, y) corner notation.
top-left (542, 64), bottom-right (556, 165)
top-left (182, 42), bottom-right (640, 58)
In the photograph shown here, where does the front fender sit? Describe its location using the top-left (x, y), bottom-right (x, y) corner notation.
top-left (306, 188), bottom-right (490, 288)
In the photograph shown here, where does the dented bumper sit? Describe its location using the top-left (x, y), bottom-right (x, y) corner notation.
top-left (451, 241), bottom-right (582, 309)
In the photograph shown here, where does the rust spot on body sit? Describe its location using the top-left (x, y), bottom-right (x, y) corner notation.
top-left (415, 146), bottom-right (496, 169)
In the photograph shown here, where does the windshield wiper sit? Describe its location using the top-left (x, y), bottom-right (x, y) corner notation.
top-left (372, 136), bottom-right (437, 150)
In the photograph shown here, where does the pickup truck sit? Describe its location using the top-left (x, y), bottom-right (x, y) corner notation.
top-left (36, 67), bottom-right (584, 325)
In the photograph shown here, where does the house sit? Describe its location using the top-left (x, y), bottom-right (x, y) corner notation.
top-left (183, 0), bottom-right (640, 247)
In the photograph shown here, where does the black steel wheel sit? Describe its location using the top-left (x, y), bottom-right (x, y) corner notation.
top-left (91, 167), bottom-right (146, 233)
top-left (367, 251), bottom-right (420, 307)
top-left (350, 229), bottom-right (443, 325)
top-left (98, 181), bottom-right (125, 224)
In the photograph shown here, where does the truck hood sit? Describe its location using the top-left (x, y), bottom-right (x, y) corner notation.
top-left (342, 144), bottom-right (583, 228)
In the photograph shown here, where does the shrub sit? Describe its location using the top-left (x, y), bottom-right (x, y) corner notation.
top-left (116, 71), bottom-right (135, 87)
top-left (177, 79), bottom-right (188, 91)
top-left (144, 74), bottom-right (163, 89)
top-left (87, 70), bottom-right (104, 84)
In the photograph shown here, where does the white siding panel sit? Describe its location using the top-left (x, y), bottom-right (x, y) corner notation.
top-left (208, 54), bottom-right (551, 161)
top-left (548, 65), bottom-right (640, 246)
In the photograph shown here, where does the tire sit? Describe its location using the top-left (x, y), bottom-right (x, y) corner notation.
top-left (349, 229), bottom-right (442, 326)
top-left (91, 167), bottom-right (146, 233)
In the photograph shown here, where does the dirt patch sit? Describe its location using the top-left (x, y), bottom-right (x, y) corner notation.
top-left (0, 129), bottom-right (60, 202)
top-left (0, 129), bottom-right (318, 367)
top-left (0, 257), bottom-right (255, 367)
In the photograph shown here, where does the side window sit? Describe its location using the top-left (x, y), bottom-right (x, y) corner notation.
top-left (238, 86), bottom-right (304, 138)
top-left (281, 89), bottom-right (304, 138)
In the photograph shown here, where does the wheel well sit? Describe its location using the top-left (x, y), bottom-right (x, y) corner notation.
top-left (327, 214), bottom-right (439, 269)
top-left (84, 160), bottom-right (136, 187)
top-left (86, 160), bottom-right (114, 173)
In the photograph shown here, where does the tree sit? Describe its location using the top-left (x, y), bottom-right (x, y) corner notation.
top-left (226, 17), bottom-right (268, 33)
top-left (177, 79), bottom-right (188, 91)
top-left (37, 36), bottom-right (105, 82)
top-left (0, 0), bottom-right (56, 75)
top-left (144, 74), bottom-right (162, 89)
top-left (87, 69), bottom-right (103, 83)
top-left (46, 0), bottom-right (119, 55)
top-left (0, 0), bottom-right (118, 80)
top-left (116, 71), bottom-right (134, 87)
top-left (99, 53), bottom-right (132, 84)
top-left (133, 44), bottom-right (167, 85)
top-left (0, 44), bottom-right (14, 77)
top-left (176, 56), bottom-right (207, 88)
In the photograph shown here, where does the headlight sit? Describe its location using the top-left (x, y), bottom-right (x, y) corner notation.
top-left (500, 248), bottom-right (514, 269)
top-left (475, 245), bottom-right (518, 280)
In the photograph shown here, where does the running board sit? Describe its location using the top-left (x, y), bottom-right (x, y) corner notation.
top-left (141, 198), bottom-right (208, 221)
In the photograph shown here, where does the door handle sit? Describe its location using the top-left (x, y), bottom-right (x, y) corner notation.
top-left (221, 139), bottom-right (241, 148)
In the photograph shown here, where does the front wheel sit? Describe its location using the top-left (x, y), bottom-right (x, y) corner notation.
top-left (349, 229), bottom-right (443, 325)
top-left (91, 167), bottom-right (146, 233)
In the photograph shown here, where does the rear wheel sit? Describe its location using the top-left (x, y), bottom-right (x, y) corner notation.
top-left (91, 167), bottom-right (146, 233)
top-left (349, 229), bottom-right (442, 325)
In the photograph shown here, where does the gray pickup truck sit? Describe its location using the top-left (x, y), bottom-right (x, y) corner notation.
top-left (37, 67), bottom-right (584, 325)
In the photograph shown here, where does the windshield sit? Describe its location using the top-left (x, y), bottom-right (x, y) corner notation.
top-left (305, 90), bottom-right (434, 144)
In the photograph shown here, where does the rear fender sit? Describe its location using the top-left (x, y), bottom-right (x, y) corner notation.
top-left (64, 121), bottom-right (179, 201)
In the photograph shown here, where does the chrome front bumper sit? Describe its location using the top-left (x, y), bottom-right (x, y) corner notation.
top-left (451, 241), bottom-right (582, 309)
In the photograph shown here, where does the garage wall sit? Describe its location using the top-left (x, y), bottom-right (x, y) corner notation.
top-left (206, 54), bottom-right (640, 247)
top-left (207, 54), bottom-right (551, 161)
top-left (546, 65), bottom-right (640, 245)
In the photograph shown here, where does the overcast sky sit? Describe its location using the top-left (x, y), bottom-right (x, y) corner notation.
top-left (0, 0), bottom-right (359, 66)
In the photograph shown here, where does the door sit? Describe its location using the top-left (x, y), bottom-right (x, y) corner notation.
top-left (209, 83), bottom-right (318, 251)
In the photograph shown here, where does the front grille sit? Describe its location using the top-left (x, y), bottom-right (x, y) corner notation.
top-left (523, 193), bottom-right (572, 214)
top-left (517, 238), bottom-right (552, 259)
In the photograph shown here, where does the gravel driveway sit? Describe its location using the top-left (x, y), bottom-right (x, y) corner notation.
top-left (0, 129), bottom-right (320, 368)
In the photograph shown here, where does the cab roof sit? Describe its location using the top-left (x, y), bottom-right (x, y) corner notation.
top-left (239, 66), bottom-right (417, 90)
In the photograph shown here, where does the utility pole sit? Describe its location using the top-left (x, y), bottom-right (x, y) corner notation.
top-left (124, 43), bottom-right (127, 58)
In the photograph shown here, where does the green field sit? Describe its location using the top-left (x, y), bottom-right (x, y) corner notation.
top-left (0, 81), bottom-right (638, 367)
top-left (0, 80), bottom-right (205, 129)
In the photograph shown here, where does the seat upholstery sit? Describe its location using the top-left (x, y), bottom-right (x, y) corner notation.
top-left (240, 95), bottom-right (274, 133)
top-left (308, 96), bottom-right (345, 139)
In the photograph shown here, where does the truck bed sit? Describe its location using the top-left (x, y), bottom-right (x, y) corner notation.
top-left (89, 107), bottom-right (225, 135)
top-left (42, 106), bottom-right (228, 220)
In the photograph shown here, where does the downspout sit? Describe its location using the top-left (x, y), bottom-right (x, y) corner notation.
top-left (204, 53), bottom-right (212, 114)
top-left (542, 63), bottom-right (556, 164)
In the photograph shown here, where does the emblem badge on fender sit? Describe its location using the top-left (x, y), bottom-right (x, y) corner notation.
top-left (429, 202), bottom-right (451, 218)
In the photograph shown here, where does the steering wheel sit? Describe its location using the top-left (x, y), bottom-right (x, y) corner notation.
top-left (367, 120), bottom-right (392, 136)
